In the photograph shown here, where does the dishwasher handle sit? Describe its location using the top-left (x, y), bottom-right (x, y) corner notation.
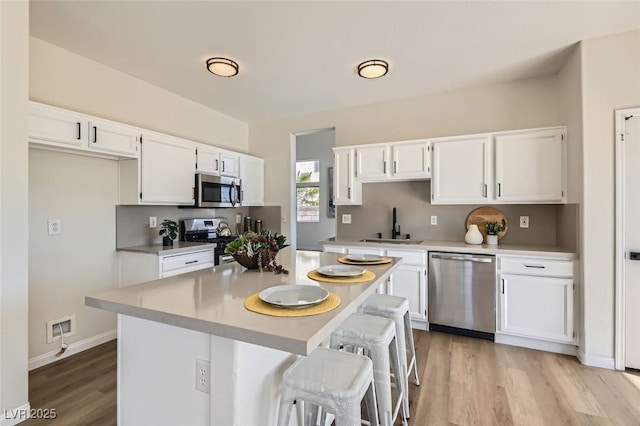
top-left (431, 253), bottom-right (493, 263)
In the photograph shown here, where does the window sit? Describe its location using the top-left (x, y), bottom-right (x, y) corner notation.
top-left (296, 160), bottom-right (320, 222)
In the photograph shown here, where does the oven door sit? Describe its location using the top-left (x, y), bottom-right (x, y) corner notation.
top-left (195, 174), bottom-right (240, 208)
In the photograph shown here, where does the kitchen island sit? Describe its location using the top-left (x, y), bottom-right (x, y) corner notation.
top-left (86, 249), bottom-right (400, 426)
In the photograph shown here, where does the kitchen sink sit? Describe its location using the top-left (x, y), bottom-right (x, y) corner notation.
top-left (360, 238), bottom-right (424, 245)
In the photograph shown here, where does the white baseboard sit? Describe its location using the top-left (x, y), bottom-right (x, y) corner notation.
top-left (1, 403), bottom-right (30, 426)
top-left (411, 320), bottom-right (428, 331)
top-left (577, 349), bottom-right (616, 370)
top-left (495, 333), bottom-right (578, 356)
top-left (29, 329), bottom-right (116, 371)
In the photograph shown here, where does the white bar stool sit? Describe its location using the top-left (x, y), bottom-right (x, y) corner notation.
top-left (330, 313), bottom-right (408, 426)
top-left (358, 294), bottom-right (420, 417)
top-left (277, 347), bottom-right (379, 426)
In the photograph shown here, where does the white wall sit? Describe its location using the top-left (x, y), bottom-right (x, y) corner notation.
top-left (0, 0), bottom-right (29, 421)
top-left (249, 75), bottom-right (563, 239)
top-left (30, 37), bottom-right (248, 151)
top-left (296, 129), bottom-right (336, 250)
top-left (581, 30), bottom-right (640, 360)
top-left (27, 37), bottom-right (250, 364)
top-left (28, 150), bottom-right (119, 358)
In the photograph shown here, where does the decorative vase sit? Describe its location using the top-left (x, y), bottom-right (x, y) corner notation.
top-left (162, 236), bottom-right (173, 247)
top-left (486, 234), bottom-right (498, 245)
top-left (465, 224), bottom-right (483, 245)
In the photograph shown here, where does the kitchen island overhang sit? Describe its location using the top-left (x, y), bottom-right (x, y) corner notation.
top-left (86, 250), bottom-right (401, 425)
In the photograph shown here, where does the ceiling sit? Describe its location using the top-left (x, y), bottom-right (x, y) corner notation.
top-left (30, 1), bottom-right (640, 123)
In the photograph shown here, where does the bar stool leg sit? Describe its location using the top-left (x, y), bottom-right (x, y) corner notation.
top-left (363, 381), bottom-right (380, 426)
top-left (277, 388), bottom-right (294, 426)
top-left (404, 312), bottom-right (420, 386)
top-left (388, 336), bottom-right (408, 425)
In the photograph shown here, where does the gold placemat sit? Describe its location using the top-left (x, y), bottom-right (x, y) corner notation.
top-left (307, 269), bottom-right (376, 284)
top-left (337, 256), bottom-right (393, 265)
top-left (244, 292), bottom-right (341, 317)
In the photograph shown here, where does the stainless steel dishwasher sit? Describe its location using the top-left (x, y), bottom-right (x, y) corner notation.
top-left (428, 252), bottom-right (496, 340)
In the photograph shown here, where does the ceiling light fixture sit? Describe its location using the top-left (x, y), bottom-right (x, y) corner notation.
top-left (206, 57), bottom-right (239, 77)
top-left (357, 59), bottom-right (389, 79)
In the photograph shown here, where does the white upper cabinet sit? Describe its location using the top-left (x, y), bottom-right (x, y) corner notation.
top-left (356, 145), bottom-right (389, 180)
top-left (239, 155), bottom-right (264, 206)
top-left (495, 128), bottom-right (566, 203)
top-left (392, 141), bottom-right (431, 179)
top-left (355, 140), bottom-right (431, 182)
top-left (29, 102), bottom-right (85, 148)
top-left (431, 136), bottom-right (491, 204)
top-left (333, 147), bottom-right (361, 205)
top-left (196, 144), bottom-right (221, 175)
top-left (220, 151), bottom-right (240, 177)
top-left (139, 132), bottom-right (196, 205)
top-left (88, 118), bottom-right (139, 157)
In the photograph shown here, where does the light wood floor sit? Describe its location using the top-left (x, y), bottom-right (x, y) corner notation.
top-left (22, 332), bottom-right (640, 425)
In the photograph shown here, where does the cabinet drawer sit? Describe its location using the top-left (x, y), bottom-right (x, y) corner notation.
top-left (498, 256), bottom-right (573, 277)
top-left (386, 249), bottom-right (426, 265)
top-left (161, 250), bottom-right (214, 273)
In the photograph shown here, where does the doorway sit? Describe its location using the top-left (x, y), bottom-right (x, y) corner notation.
top-left (294, 128), bottom-right (336, 251)
top-left (615, 108), bottom-right (640, 370)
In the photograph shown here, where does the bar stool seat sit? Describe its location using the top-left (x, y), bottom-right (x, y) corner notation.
top-left (331, 313), bottom-right (408, 426)
top-left (358, 294), bottom-right (420, 417)
top-left (277, 347), bottom-right (379, 426)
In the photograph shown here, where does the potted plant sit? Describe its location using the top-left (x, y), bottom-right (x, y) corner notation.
top-left (485, 220), bottom-right (505, 245)
top-left (159, 219), bottom-right (179, 246)
top-left (224, 230), bottom-right (289, 273)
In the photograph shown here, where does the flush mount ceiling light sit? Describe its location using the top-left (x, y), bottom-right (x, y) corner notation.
top-left (206, 57), bottom-right (239, 77)
top-left (357, 59), bottom-right (389, 79)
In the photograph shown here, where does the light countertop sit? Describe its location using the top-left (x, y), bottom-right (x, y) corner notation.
top-left (116, 241), bottom-right (214, 255)
top-left (86, 249), bottom-right (400, 355)
top-left (323, 238), bottom-right (577, 259)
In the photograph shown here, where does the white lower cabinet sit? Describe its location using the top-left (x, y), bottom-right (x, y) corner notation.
top-left (497, 255), bottom-right (575, 345)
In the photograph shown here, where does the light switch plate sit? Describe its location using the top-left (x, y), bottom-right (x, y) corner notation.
top-left (342, 214), bottom-right (352, 224)
top-left (519, 216), bottom-right (530, 228)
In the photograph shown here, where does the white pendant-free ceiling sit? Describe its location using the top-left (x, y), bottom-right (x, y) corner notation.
top-left (29, 1), bottom-right (640, 123)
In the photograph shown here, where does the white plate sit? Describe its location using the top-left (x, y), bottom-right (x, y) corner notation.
top-left (346, 254), bottom-right (383, 262)
top-left (259, 285), bottom-right (329, 308)
top-left (316, 265), bottom-right (366, 277)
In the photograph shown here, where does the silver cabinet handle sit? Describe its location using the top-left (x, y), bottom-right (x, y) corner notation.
top-left (383, 161), bottom-right (386, 174)
top-left (348, 187), bottom-right (351, 199)
top-left (483, 183), bottom-right (487, 197)
top-left (393, 161), bottom-right (397, 174)
top-left (431, 254), bottom-right (493, 263)
top-left (222, 161), bottom-right (225, 173)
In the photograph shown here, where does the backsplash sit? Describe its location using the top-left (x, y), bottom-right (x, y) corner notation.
top-left (116, 205), bottom-right (281, 248)
top-left (337, 181), bottom-right (577, 249)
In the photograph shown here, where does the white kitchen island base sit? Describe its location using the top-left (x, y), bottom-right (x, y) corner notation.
top-left (118, 314), bottom-right (299, 426)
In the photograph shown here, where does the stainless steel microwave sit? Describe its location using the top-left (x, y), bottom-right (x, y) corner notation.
top-left (195, 174), bottom-right (241, 208)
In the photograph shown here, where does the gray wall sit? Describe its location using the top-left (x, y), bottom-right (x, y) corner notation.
top-left (296, 129), bottom-right (336, 251)
top-left (337, 181), bottom-right (576, 247)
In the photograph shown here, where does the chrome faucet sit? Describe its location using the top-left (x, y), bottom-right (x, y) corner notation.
top-left (392, 207), bottom-right (400, 239)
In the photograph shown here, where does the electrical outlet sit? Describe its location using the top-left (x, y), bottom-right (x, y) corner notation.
top-left (430, 215), bottom-right (438, 225)
top-left (48, 218), bottom-right (62, 235)
top-left (149, 216), bottom-right (157, 228)
top-left (195, 359), bottom-right (210, 394)
top-left (342, 214), bottom-right (352, 224)
top-left (236, 213), bottom-right (242, 224)
top-left (281, 215), bottom-right (287, 223)
top-left (520, 216), bottom-right (530, 228)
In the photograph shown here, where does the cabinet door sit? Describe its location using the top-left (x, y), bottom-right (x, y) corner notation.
top-left (140, 133), bottom-right (196, 204)
top-left (431, 137), bottom-right (491, 204)
top-left (239, 155), bottom-right (264, 206)
top-left (220, 152), bottom-right (239, 177)
top-left (498, 273), bottom-right (574, 343)
top-left (388, 264), bottom-right (427, 322)
top-left (196, 145), bottom-right (221, 175)
top-left (88, 119), bottom-right (139, 157)
top-left (333, 148), bottom-right (361, 205)
top-left (495, 128), bottom-right (565, 203)
top-left (28, 102), bottom-right (85, 148)
top-left (356, 145), bottom-right (389, 181)
top-left (392, 141), bottom-right (431, 179)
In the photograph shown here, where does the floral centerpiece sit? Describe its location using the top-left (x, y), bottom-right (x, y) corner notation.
top-left (224, 229), bottom-right (289, 273)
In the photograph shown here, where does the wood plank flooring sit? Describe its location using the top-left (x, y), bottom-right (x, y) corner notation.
top-left (21, 332), bottom-right (640, 425)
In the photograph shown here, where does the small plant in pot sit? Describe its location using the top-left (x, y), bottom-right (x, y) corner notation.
top-left (224, 230), bottom-right (289, 273)
top-left (485, 220), bottom-right (505, 245)
top-left (159, 219), bottom-right (179, 246)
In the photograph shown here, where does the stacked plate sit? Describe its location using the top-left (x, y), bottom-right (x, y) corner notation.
top-left (316, 264), bottom-right (366, 277)
top-left (259, 285), bottom-right (329, 308)
top-left (345, 254), bottom-right (383, 262)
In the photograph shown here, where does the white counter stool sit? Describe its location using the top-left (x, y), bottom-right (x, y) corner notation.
top-left (358, 294), bottom-right (420, 417)
top-left (277, 347), bottom-right (379, 426)
top-left (330, 313), bottom-right (408, 426)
